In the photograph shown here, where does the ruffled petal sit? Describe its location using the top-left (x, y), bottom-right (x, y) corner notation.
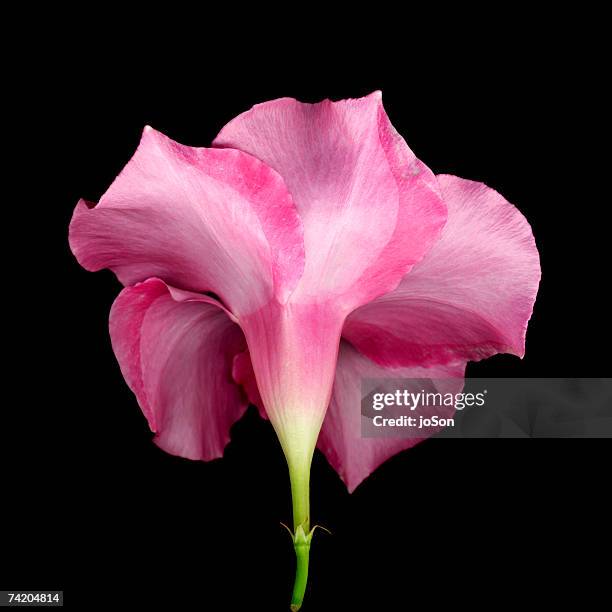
top-left (318, 342), bottom-right (465, 492)
top-left (343, 175), bottom-right (541, 367)
top-left (70, 127), bottom-right (304, 315)
top-left (214, 92), bottom-right (447, 469)
top-left (109, 277), bottom-right (247, 460)
top-left (214, 92), bottom-right (446, 310)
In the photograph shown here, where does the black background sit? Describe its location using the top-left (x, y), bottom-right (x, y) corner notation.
top-left (4, 20), bottom-right (610, 611)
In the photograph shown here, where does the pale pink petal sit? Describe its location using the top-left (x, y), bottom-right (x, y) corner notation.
top-left (70, 127), bottom-right (304, 315)
top-left (343, 175), bottom-right (541, 368)
top-left (239, 302), bottom-right (345, 458)
top-left (318, 342), bottom-right (465, 492)
top-left (214, 92), bottom-right (447, 310)
top-left (109, 277), bottom-right (247, 460)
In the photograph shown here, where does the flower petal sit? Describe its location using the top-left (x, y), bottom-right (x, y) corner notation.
top-left (317, 342), bottom-right (465, 492)
top-left (343, 175), bottom-right (541, 367)
top-left (214, 92), bottom-right (447, 310)
top-left (70, 127), bottom-right (304, 315)
top-left (109, 277), bottom-right (247, 460)
top-left (239, 302), bottom-right (345, 462)
top-left (232, 350), bottom-right (265, 418)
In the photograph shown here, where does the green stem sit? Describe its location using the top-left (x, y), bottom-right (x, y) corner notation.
top-left (287, 454), bottom-right (313, 611)
top-left (290, 541), bottom-right (310, 611)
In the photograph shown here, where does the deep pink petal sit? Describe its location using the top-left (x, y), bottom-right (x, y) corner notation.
top-left (214, 92), bottom-right (447, 310)
top-left (343, 175), bottom-right (541, 367)
top-left (232, 350), bottom-right (265, 418)
top-left (109, 277), bottom-right (247, 460)
top-left (70, 127), bottom-right (304, 315)
top-left (318, 342), bottom-right (465, 492)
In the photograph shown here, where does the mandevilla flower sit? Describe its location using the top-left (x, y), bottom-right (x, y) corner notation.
top-left (69, 92), bottom-right (540, 610)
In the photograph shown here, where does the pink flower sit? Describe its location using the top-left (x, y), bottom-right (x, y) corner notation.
top-left (69, 92), bottom-right (540, 610)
